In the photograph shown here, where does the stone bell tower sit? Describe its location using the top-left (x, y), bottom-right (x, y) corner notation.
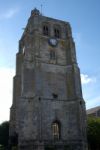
top-left (9, 8), bottom-right (88, 150)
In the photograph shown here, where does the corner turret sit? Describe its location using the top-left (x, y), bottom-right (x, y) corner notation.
top-left (31, 8), bottom-right (40, 16)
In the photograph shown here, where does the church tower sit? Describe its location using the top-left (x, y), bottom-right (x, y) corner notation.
top-left (9, 8), bottom-right (87, 150)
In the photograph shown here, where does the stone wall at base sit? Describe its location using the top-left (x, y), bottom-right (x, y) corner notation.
top-left (19, 140), bottom-right (87, 150)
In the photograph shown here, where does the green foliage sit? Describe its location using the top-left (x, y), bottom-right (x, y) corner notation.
top-left (87, 117), bottom-right (100, 150)
top-left (0, 121), bottom-right (9, 147)
top-left (11, 146), bottom-right (18, 150)
top-left (0, 145), bottom-right (5, 150)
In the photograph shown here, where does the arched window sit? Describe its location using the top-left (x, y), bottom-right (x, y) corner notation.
top-left (52, 121), bottom-right (60, 140)
top-left (54, 28), bottom-right (60, 38)
top-left (53, 24), bottom-right (61, 38)
top-left (50, 50), bottom-right (56, 60)
top-left (43, 25), bottom-right (49, 36)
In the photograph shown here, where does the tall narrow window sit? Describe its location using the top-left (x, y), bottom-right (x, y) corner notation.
top-left (54, 28), bottom-right (60, 38)
top-left (22, 46), bottom-right (25, 54)
top-left (43, 25), bottom-right (49, 36)
top-left (50, 51), bottom-right (56, 60)
top-left (52, 121), bottom-right (60, 140)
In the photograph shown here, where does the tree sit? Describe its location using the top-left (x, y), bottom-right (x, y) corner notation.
top-left (87, 117), bottom-right (100, 150)
top-left (0, 121), bottom-right (9, 147)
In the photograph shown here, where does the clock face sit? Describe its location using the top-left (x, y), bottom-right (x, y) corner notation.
top-left (48, 38), bottom-right (58, 47)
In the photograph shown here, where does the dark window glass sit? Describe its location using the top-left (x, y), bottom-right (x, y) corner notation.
top-left (50, 51), bottom-right (56, 60)
top-left (43, 26), bottom-right (49, 35)
top-left (54, 29), bottom-right (60, 38)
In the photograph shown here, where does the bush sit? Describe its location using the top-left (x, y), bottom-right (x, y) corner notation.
top-left (87, 117), bottom-right (100, 150)
top-left (0, 121), bottom-right (9, 147)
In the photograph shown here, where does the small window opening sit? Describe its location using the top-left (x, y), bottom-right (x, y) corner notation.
top-left (52, 93), bottom-right (58, 99)
top-left (52, 121), bottom-right (60, 140)
top-left (39, 97), bottom-right (41, 101)
top-left (80, 101), bottom-right (82, 105)
top-left (22, 46), bottom-right (25, 55)
top-left (54, 29), bottom-right (60, 38)
top-left (43, 26), bottom-right (49, 35)
top-left (50, 51), bottom-right (56, 60)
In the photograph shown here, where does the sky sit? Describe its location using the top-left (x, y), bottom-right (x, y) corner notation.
top-left (0, 0), bottom-right (100, 123)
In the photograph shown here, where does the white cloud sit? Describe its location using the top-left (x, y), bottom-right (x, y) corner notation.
top-left (86, 96), bottom-right (100, 109)
top-left (81, 74), bottom-right (96, 84)
top-left (0, 67), bottom-right (15, 123)
top-left (0, 8), bottom-right (19, 20)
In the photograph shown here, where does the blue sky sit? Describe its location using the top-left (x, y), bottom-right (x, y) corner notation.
top-left (0, 0), bottom-right (100, 123)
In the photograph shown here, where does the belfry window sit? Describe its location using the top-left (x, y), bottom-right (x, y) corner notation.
top-left (43, 25), bottom-right (49, 36)
top-left (52, 121), bottom-right (60, 140)
top-left (54, 28), bottom-right (60, 38)
top-left (50, 51), bottom-right (56, 60)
